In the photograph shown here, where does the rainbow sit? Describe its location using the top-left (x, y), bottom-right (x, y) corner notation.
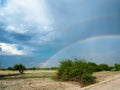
top-left (41, 14), bottom-right (120, 67)
top-left (41, 35), bottom-right (120, 67)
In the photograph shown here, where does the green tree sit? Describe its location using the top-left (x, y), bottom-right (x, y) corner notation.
top-left (114, 64), bottom-right (120, 71)
top-left (8, 67), bottom-right (13, 70)
top-left (98, 64), bottom-right (110, 71)
top-left (87, 62), bottom-right (99, 72)
top-left (13, 64), bottom-right (26, 74)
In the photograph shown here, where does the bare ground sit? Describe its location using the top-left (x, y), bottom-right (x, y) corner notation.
top-left (0, 78), bottom-right (81, 90)
top-left (0, 70), bottom-right (120, 90)
top-left (0, 70), bottom-right (81, 90)
top-left (82, 72), bottom-right (120, 90)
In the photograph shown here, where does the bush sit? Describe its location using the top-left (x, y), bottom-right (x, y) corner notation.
top-left (98, 64), bottom-right (110, 71)
top-left (114, 64), bottom-right (120, 71)
top-left (87, 62), bottom-right (100, 72)
top-left (80, 74), bottom-right (96, 87)
top-left (57, 59), bottom-right (96, 86)
top-left (57, 60), bottom-right (73, 80)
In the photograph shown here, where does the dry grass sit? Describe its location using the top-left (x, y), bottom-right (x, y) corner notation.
top-left (0, 70), bottom-right (57, 79)
top-left (0, 70), bottom-right (120, 80)
top-left (1, 70), bottom-right (120, 80)
top-left (0, 70), bottom-right (19, 74)
top-left (0, 70), bottom-right (81, 90)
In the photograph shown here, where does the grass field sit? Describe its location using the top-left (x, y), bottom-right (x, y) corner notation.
top-left (0, 70), bottom-right (120, 80)
top-left (0, 70), bottom-right (57, 79)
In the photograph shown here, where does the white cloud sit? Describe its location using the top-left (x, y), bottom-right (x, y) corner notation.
top-left (5, 25), bottom-right (28, 34)
top-left (0, 43), bottom-right (24, 55)
top-left (6, 25), bottom-right (16, 31)
top-left (0, 0), bottom-right (54, 34)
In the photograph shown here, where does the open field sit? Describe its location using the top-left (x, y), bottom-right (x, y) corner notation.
top-left (0, 70), bottom-right (56, 79)
top-left (0, 70), bottom-right (120, 90)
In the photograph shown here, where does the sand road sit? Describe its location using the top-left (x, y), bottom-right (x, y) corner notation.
top-left (83, 74), bottom-right (120, 90)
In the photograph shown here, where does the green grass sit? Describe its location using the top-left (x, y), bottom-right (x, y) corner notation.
top-left (0, 70), bottom-right (56, 79)
top-left (18, 73), bottom-right (56, 78)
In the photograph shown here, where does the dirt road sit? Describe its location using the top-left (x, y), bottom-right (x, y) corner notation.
top-left (89, 79), bottom-right (120, 90)
top-left (83, 74), bottom-right (120, 90)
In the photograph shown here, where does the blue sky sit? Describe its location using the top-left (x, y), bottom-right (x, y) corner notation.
top-left (0, 0), bottom-right (120, 68)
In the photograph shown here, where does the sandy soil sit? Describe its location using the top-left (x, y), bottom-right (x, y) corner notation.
top-left (0, 71), bottom-right (120, 90)
top-left (82, 74), bottom-right (120, 90)
top-left (0, 78), bottom-right (81, 90)
top-left (0, 70), bottom-right (81, 90)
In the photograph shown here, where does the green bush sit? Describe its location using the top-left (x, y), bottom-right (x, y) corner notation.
top-left (114, 64), bottom-right (120, 71)
top-left (87, 62), bottom-right (100, 72)
top-left (98, 64), bottom-right (110, 71)
top-left (57, 60), bottom-right (73, 80)
top-left (57, 59), bottom-right (96, 86)
top-left (80, 74), bottom-right (96, 87)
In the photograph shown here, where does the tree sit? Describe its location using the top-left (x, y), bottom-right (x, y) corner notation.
top-left (87, 62), bottom-right (99, 72)
top-left (13, 64), bottom-right (26, 74)
top-left (8, 67), bottom-right (13, 70)
top-left (114, 64), bottom-right (120, 71)
top-left (98, 64), bottom-right (110, 71)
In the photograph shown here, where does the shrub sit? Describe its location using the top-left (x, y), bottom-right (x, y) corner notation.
top-left (87, 62), bottom-right (100, 72)
top-left (57, 60), bottom-right (73, 80)
top-left (114, 64), bottom-right (120, 71)
top-left (98, 64), bottom-right (110, 71)
top-left (80, 74), bottom-right (96, 87)
top-left (57, 59), bottom-right (96, 86)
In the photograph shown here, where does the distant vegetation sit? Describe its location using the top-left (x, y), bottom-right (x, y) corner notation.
top-left (56, 58), bottom-right (120, 87)
top-left (114, 64), bottom-right (120, 71)
top-left (26, 67), bottom-right (58, 70)
top-left (8, 64), bottom-right (26, 74)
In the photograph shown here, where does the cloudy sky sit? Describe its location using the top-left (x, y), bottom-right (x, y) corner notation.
top-left (0, 0), bottom-right (120, 68)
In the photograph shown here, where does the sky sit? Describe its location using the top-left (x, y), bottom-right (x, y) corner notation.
top-left (0, 0), bottom-right (120, 68)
